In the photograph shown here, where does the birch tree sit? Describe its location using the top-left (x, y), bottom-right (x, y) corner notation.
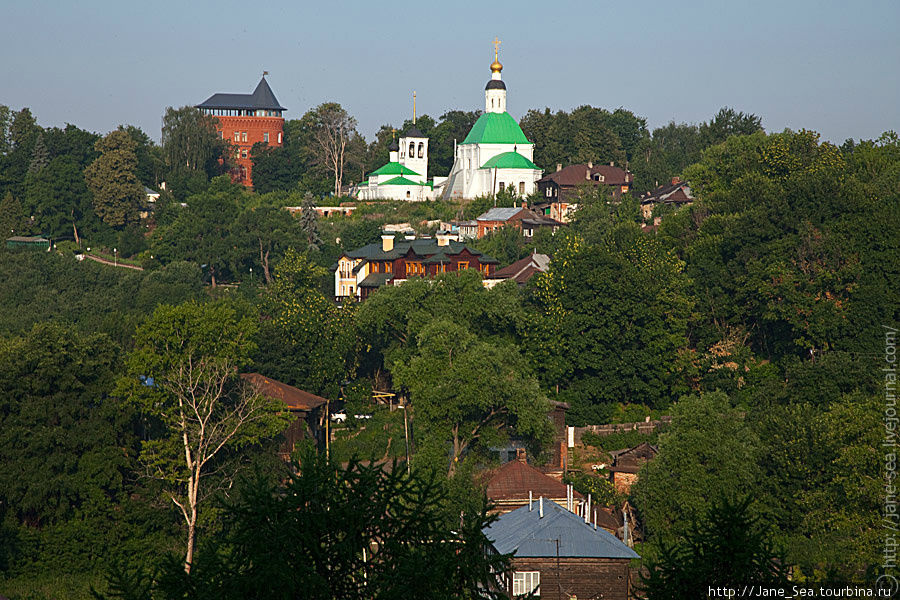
top-left (309, 103), bottom-right (358, 197)
top-left (122, 300), bottom-right (289, 572)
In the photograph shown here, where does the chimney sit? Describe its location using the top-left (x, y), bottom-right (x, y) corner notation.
top-left (609, 161), bottom-right (614, 167)
top-left (587, 161), bottom-right (593, 169)
top-left (516, 447), bottom-right (527, 463)
top-left (520, 200), bottom-right (527, 210)
top-left (436, 232), bottom-right (450, 247)
top-left (556, 163), bottom-right (562, 172)
top-left (539, 496), bottom-right (544, 518)
top-left (671, 176), bottom-right (681, 185)
top-left (585, 168), bottom-right (590, 180)
top-left (529, 491), bottom-right (533, 511)
top-left (381, 234), bottom-right (394, 252)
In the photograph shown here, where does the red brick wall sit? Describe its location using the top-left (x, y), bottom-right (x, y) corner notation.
top-left (214, 115), bottom-right (284, 187)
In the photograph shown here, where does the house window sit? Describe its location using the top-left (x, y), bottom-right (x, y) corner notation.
top-left (372, 262), bottom-right (379, 274)
top-left (278, 132), bottom-right (283, 144)
top-left (546, 187), bottom-right (552, 197)
top-left (406, 262), bottom-right (424, 277)
top-left (622, 185), bottom-right (629, 192)
top-left (480, 263), bottom-right (490, 275)
top-left (519, 181), bottom-right (525, 195)
top-left (241, 149), bottom-right (248, 159)
top-left (233, 131), bottom-right (241, 142)
top-left (242, 131), bottom-right (248, 142)
top-left (457, 261), bottom-right (469, 270)
top-left (385, 262), bottom-right (392, 273)
top-left (263, 132), bottom-right (269, 143)
top-left (512, 571), bottom-right (540, 596)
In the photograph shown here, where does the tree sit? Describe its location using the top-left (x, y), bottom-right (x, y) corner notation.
top-left (160, 106), bottom-right (228, 177)
top-left (24, 155), bottom-right (93, 238)
top-left (98, 450), bottom-right (510, 600)
top-left (298, 191), bottom-right (321, 250)
top-left (699, 106), bottom-right (763, 148)
top-left (0, 104), bottom-right (11, 155)
top-left (392, 318), bottom-right (551, 475)
top-left (308, 103), bottom-right (360, 196)
top-left (27, 131), bottom-right (48, 173)
top-left (121, 300), bottom-right (289, 572)
top-left (0, 191), bottom-right (24, 237)
top-left (640, 496), bottom-right (789, 600)
top-left (631, 391), bottom-right (761, 539)
top-left (83, 129), bottom-right (144, 228)
top-left (231, 202), bottom-right (306, 284)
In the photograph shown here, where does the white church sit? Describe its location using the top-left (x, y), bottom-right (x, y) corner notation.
top-left (356, 41), bottom-right (541, 201)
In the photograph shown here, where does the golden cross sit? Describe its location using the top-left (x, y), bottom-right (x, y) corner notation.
top-left (492, 37), bottom-right (501, 60)
top-left (391, 128), bottom-right (396, 140)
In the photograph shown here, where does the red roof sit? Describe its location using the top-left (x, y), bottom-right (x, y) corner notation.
top-left (240, 373), bottom-right (327, 412)
top-left (493, 253), bottom-right (551, 285)
top-left (538, 164), bottom-right (630, 187)
top-left (486, 459), bottom-right (583, 502)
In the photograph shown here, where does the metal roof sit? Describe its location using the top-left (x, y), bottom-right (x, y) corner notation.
top-left (461, 112), bottom-right (530, 145)
top-left (483, 500), bottom-right (640, 559)
top-left (480, 151), bottom-right (540, 170)
top-left (196, 77), bottom-right (286, 111)
top-left (477, 207), bottom-right (525, 222)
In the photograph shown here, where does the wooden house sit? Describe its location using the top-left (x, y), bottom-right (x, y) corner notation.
top-left (484, 499), bottom-right (639, 600)
top-left (240, 373), bottom-right (328, 459)
top-left (607, 442), bottom-right (658, 494)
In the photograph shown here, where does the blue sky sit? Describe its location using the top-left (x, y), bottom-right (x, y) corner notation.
top-left (2, 0), bottom-right (897, 144)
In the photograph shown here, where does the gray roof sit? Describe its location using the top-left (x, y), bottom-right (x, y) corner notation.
top-left (196, 77), bottom-right (286, 111)
top-left (485, 79), bottom-right (507, 90)
top-left (477, 207), bottom-right (525, 222)
top-left (483, 500), bottom-right (639, 559)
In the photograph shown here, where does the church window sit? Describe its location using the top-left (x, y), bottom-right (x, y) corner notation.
top-left (519, 181), bottom-right (525, 195)
top-left (406, 191), bottom-right (410, 199)
top-left (418, 143), bottom-right (424, 158)
top-left (409, 142), bottom-right (415, 157)
top-left (498, 181), bottom-right (505, 191)
top-left (263, 132), bottom-right (269, 143)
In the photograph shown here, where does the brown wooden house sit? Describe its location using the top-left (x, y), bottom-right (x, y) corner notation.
top-left (486, 449), bottom-right (583, 515)
top-left (484, 499), bottom-right (639, 600)
top-left (639, 177), bottom-right (694, 221)
top-left (607, 442), bottom-right (658, 494)
top-left (534, 162), bottom-right (634, 223)
top-left (240, 373), bottom-right (328, 459)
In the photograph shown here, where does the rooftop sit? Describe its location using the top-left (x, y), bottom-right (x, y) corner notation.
top-left (339, 238), bottom-right (498, 265)
top-left (461, 112), bottom-right (530, 145)
top-left (486, 458), bottom-right (579, 503)
top-left (476, 207), bottom-right (526, 222)
top-left (197, 77), bottom-right (286, 112)
top-left (480, 151), bottom-right (540, 170)
top-left (240, 373), bottom-right (326, 412)
top-left (537, 163), bottom-right (630, 187)
top-left (484, 500), bottom-right (640, 559)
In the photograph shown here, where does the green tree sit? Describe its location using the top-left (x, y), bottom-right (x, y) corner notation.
top-left (429, 110), bottom-right (481, 177)
top-left (0, 104), bottom-right (11, 155)
top-left (121, 300), bottom-right (289, 572)
top-left (631, 391), bottom-right (761, 539)
top-left (99, 451), bottom-right (510, 600)
top-left (299, 191), bottom-right (321, 249)
top-left (0, 191), bottom-right (24, 237)
top-left (24, 155), bottom-right (94, 238)
top-left (231, 202), bottom-right (305, 284)
top-left (641, 496), bottom-right (789, 600)
top-left (393, 318), bottom-right (552, 475)
top-left (160, 106), bottom-right (229, 178)
top-left (83, 129), bottom-right (144, 228)
top-left (27, 131), bottom-right (48, 173)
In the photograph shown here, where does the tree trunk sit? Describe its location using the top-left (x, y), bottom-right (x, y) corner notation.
top-left (184, 466), bottom-right (201, 573)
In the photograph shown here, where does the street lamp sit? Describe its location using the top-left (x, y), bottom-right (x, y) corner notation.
top-left (113, 248), bottom-right (117, 266)
top-left (249, 267), bottom-right (253, 284)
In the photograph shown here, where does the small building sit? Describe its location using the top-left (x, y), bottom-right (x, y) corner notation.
top-left (476, 206), bottom-right (563, 239)
top-left (6, 236), bottom-right (50, 251)
top-left (490, 252), bottom-right (551, 286)
top-left (333, 234), bottom-right (499, 300)
top-left (535, 162), bottom-right (634, 222)
top-left (240, 373), bottom-right (327, 459)
top-left (639, 177), bottom-right (694, 221)
top-left (607, 442), bottom-right (658, 494)
top-left (486, 449), bottom-right (582, 515)
top-left (196, 76), bottom-right (286, 187)
top-left (484, 499), bottom-right (639, 600)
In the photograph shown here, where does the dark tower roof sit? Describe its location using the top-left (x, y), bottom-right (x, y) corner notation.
top-left (485, 79), bottom-right (506, 90)
top-left (196, 77), bottom-right (287, 111)
top-left (389, 139), bottom-right (399, 151)
top-left (404, 125), bottom-right (426, 138)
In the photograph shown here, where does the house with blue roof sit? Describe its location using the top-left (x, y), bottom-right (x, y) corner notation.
top-left (484, 499), bottom-right (639, 599)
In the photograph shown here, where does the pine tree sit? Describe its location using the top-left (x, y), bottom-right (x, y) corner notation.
top-left (299, 191), bottom-right (321, 250)
top-left (27, 132), bottom-right (49, 173)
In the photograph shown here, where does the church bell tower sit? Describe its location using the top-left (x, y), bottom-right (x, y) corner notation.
top-left (484, 37), bottom-right (507, 114)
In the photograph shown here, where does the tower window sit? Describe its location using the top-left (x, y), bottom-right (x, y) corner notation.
top-left (263, 132), bottom-right (269, 143)
top-left (278, 132), bottom-right (282, 144)
top-left (418, 143), bottom-right (424, 158)
top-left (409, 142), bottom-right (415, 157)
top-left (233, 131), bottom-right (240, 142)
top-left (241, 132), bottom-right (248, 142)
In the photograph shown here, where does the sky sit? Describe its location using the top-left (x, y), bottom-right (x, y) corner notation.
top-left (2, 0), bottom-right (898, 145)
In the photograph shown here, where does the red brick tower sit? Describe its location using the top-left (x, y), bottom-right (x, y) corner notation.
top-left (196, 76), bottom-right (286, 187)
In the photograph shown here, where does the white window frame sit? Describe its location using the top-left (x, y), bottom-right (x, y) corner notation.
top-left (512, 571), bottom-right (540, 596)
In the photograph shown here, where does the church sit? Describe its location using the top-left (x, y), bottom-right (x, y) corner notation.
top-left (440, 41), bottom-right (542, 200)
top-left (356, 117), bottom-right (434, 201)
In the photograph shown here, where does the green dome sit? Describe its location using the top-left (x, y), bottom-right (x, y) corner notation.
top-left (480, 152), bottom-right (540, 170)
top-left (461, 112), bottom-right (530, 145)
